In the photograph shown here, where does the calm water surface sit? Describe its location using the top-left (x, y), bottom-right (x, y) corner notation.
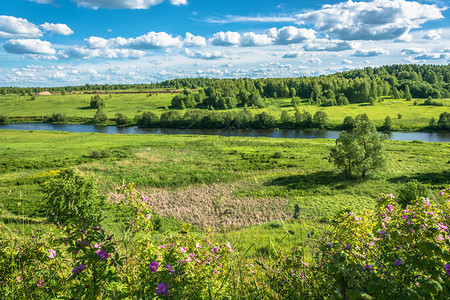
top-left (1, 123), bottom-right (449, 143)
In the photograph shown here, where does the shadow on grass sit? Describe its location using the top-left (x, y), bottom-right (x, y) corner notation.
top-left (77, 106), bottom-right (94, 110)
top-left (265, 171), bottom-right (363, 190)
top-left (0, 216), bottom-right (43, 225)
top-left (388, 170), bottom-right (450, 186)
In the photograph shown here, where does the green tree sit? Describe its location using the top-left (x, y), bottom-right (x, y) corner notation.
top-left (90, 95), bottom-right (105, 109)
top-left (41, 169), bottom-right (106, 225)
top-left (341, 116), bottom-right (354, 131)
top-left (93, 108), bottom-right (108, 124)
top-left (382, 116), bottom-right (393, 131)
top-left (114, 113), bottom-right (129, 126)
top-left (329, 114), bottom-right (387, 177)
top-left (404, 85), bottom-right (412, 101)
top-left (313, 111), bottom-right (328, 128)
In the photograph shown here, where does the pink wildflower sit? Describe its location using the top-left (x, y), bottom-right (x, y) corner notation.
top-left (179, 247), bottom-right (186, 253)
top-left (225, 242), bottom-right (234, 253)
top-left (48, 249), bottom-right (56, 259)
top-left (387, 205), bottom-right (394, 212)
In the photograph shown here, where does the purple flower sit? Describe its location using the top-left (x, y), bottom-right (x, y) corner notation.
top-left (48, 249), bottom-right (56, 259)
top-left (36, 279), bottom-right (44, 287)
top-left (17, 276), bottom-right (23, 282)
top-left (96, 249), bottom-right (109, 260)
top-left (387, 205), bottom-right (394, 212)
top-left (363, 264), bottom-right (374, 271)
top-left (444, 264), bottom-right (450, 276)
top-left (149, 261), bottom-right (159, 273)
top-left (155, 282), bottom-right (169, 296)
top-left (212, 246), bottom-right (219, 253)
top-left (395, 259), bottom-right (403, 266)
top-left (179, 247), bottom-right (186, 253)
top-left (141, 195), bottom-right (148, 202)
top-left (72, 264), bottom-right (86, 275)
top-left (225, 242), bottom-right (234, 253)
top-left (327, 243), bottom-right (333, 247)
top-left (438, 223), bottom-right (448, 232)
top-left (166, 263), bottom-right (174, 274)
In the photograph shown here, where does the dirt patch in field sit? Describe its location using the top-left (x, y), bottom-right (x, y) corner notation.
top-left (108, 183), bottom-right (289, 230)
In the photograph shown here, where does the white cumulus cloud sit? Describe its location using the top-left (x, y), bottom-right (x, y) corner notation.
top-left (399, 48), bottom-right (430, 55)
top-left (3, 39), bottom-right (55, 55)
top-left (304, 39), bottom-right (359, 52)
top-left (269, 26), bottom-right (316, 45)
top-left (352, 48), bottom-right (389, 57)
top-left (210, 31), bottom-right (241, 46)
top-left (422, 29), bottom-right (442, 40)
top-left (40, 23), bottom-right (74, 35)
top-left (0, 15), bottom-right (42, 39)
top-left (183, 32), bottom-right (206, 47)
top-left (295, 0), bottom-right (444, 40)
top-left (184, 48), bottom-right (226, 60)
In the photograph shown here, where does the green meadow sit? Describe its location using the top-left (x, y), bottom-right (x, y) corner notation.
top-left (1, 129), bottom-right (449, 256)
top-left (0, 92), bottom-right (448, 130)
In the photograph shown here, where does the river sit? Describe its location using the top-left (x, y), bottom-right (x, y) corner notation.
top-left (0, 123), bottom-right (449, 142)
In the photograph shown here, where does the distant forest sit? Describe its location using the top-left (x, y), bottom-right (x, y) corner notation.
top-left (2, 65), bottom-right (450, 109)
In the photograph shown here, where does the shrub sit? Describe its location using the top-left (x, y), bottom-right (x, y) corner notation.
top-left (315, 191), bottom-right (450, 299)
top-left (40, 169), bottom-right (106, 225)
top-left (397, 180), bottom-right (429, 207)
top-left (114, 113), bottom-right (129, 126)
top-left (45, 113), bottom-right (68, 123)
top-left (0, 115), bottom-right (10, 125)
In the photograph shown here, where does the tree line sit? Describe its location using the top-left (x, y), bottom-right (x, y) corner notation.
top-left (1, 65), bottom-right (449, 103)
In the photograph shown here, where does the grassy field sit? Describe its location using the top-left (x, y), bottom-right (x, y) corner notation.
top-left (0, 92), bottom-right (448, 130)
top-left (1, 129), bottom-right (449, 256)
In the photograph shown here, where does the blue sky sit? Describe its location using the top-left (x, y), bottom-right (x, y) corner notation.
top-left (0, 0), bottom-right (449, 87)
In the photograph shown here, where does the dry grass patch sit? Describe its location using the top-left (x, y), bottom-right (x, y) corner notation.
top-left (108, 183), bottom-right (289, 230)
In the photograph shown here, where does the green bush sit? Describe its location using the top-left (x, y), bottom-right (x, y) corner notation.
top-left (0, 115), bottom-right (10, 125)
top-left (40, 169), bottom-right (106, 225)
top-left (397, 180), bottom-right (429, 207)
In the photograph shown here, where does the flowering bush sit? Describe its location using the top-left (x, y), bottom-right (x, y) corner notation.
top-left (1, 181), bottom-right (449, 299)
top-left (316, 189), bottom-right (450, 299)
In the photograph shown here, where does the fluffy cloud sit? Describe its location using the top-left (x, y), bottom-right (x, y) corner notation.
top-left (240, 32), bottom-right (273, 46)
top-left (84, 31), bottom-right (181, 49)
top-left (210, 27), bottom-right (315, 47)
top-left (85, 36), bottom-right (109, 48)
top-left (352, 48), bottom-right (389, 57)
top-left (268, 26), bottom-right (316, 45)
top-left (295, 0), bottom-right (444, 40)
top-left (210, 31), bottom-right (241, 46)
top-left (304, 39), bottom-right (359, 52)
top-left (399, 48), bottom-right (430, 55)
top-left (414, 53), bottom-right (449, 60)
top-left (183, 32), bottom-right (206, 47)
top-left (40, 23), bottom-right (74, 35)
top-left (0, 15), bottom-right (42, 39)
top-left (184, 48), bottom-right (226, 60)
top-left (422, 30), bottom-right (442, 40)
top-left (282, 51), bottom-right (300, 59)
top-left (69, 0), bottom-right (186, 9)
top-left (60, 47), bottom-right (145, 59)
top-left (3, 39), bottom-right (55, 55)
top-left (170, 0), bottom-right (187, 5)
